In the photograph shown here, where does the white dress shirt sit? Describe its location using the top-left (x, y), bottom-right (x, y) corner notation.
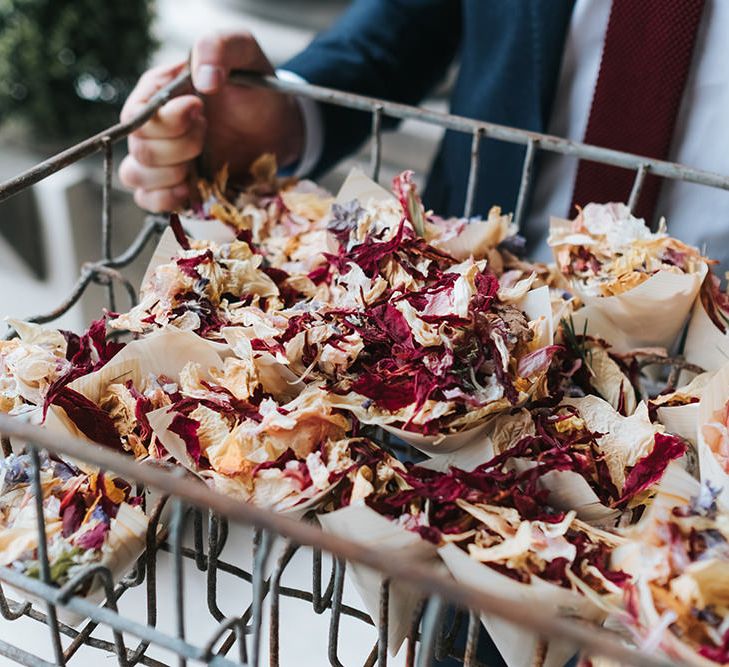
top-left (526, 0), bottom-right (729, 264)
top-left (286, 0), bottom-right (729, 267)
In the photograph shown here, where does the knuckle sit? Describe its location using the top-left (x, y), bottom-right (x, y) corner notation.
top-left (172, 108), bottom-right (195, 135)
top-left (129, 138), bottom-right (155, 166)
top-left (133, 188), bottom-right (150, 210)
top-left (171, 163), bottom-right (189, 183)
top-left (135, 188), bottom-right (166, 213)
top-left (118, 157), bottom-right (138, 188)
top-left (179, 132), bottom-right (204, 162)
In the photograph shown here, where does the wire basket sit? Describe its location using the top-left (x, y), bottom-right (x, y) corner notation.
top-left (0, 69), bottom-right (726, 667)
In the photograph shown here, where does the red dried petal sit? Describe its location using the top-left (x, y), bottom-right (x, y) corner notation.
top-left (61, 498), bottom-right (84, 537)
top-left (74, 522), bottom-right (110, 551)
top-left (517, 345), bottom-right (563, 378)
top-left (169, 414), bottom-right (202, 465)
top-left (51, 387), bottom-right (123, 451)
top-left (176, 250), bottom-right (214, 278)
top-left (618, 433), bottom-right (686, 504)
top-left (170, 212), bottom-right (191, 250)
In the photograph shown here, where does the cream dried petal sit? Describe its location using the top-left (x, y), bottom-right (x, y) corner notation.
top-left (189, 405), bottom-right (231, 452)
top-left (467, 520), bottom-right (533, 563)
top-left (563, 396), bottom-right (658, 493)
top-left (394, 300), bottom-right (441, 347)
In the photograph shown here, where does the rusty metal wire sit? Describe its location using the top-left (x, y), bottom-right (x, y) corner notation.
top-left (0, 68), bottom-right (714, 666)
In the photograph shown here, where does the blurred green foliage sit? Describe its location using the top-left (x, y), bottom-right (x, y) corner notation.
top-left (0, 0), bottom-right (157, 141)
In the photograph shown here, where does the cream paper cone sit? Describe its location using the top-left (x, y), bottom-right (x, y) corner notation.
top-left (652, 372), bottom-right (711, 447)
top-left (101, 502), bottom-right (148, 574)
top-left (44, 328), bottom-right (222, 522)
top-left (550, 217), bottom-right (707, 354)
top-left (439, 543), bottom-right (605, 667)
top-left (147, 405), bottom-right (343, 520)
top-left (74, 327), bottom-right (222, 400)
top-left (608, 466), bottom-right (721, 667)
top-left (141, 226), bottom-right (180, 288)
top-left (318, 504), bottom-right (441, 654)
top-left (424, 433), bottom-right (621, 524)
top-left (381, 420), bottom-right (495, 457)
top-left (508, 459), bottom-right (620, 526)
top-left (530, 470), bottom-right (619, 525)
top-left (650, 461), bottom-right (703, 514)
top-left (423, 441), bottom-right (615, 528)
top-left (67, 501), bottom-right (148, 625)
top-left (683, 298), bottom-right (729, 373)
top-left (179, 214), bottom-right (236, 244)
top-left (382, 286), bottom-right (554, 456)
top-left (335, 168), bottom-right (395, 206)
top-left (419, 437), bottom-right (495, 473)
top-left (656, 402), bottom-right (699, 445)
top-left (697, 361), bottom-right (729, 506)
top-left (46, 328), bottom-right (223, 450)
top-left (11, 501), bottom-right (149, 627)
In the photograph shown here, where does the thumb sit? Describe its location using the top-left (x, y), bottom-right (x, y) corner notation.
top-left (191, 31), bottom-right (274, 95)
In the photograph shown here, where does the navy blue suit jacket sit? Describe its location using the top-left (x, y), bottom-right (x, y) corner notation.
top-left (285, 0), bottom-right (576, 220)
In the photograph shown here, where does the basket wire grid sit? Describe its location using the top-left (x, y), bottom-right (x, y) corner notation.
top-left (0, 69), bottom-right (726, 667)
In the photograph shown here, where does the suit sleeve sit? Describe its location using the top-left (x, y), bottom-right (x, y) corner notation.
top-left (282, 0), bottom-right (462, 177)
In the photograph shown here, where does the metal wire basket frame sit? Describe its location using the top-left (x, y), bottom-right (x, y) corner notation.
top-left (0, 68), bottom-right (725, 667)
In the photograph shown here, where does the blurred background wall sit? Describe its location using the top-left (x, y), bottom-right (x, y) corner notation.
top-left (0, 0), bottom-right (448, 337)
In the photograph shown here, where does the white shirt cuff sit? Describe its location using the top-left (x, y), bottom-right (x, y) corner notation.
top-left (275, 69), bottom-right (324, 178)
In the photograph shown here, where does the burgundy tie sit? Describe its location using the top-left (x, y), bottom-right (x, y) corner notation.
top-left (570, 0), bottom-right (705, 223)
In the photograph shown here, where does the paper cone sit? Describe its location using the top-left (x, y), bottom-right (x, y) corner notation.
top-left (382, 420), bottom-right (494, 457)
top-left (655, 402), bottom-right (699, 445)
top-left (335, 168), bottom-right (395, 206)
top-left (179, 214), bottom-right (236, 244)
top-left (378, 287), bottom-right (553, 456)
top-left (416, 424), bottom-right (622, 524)
top-left (318, 504), bottom-right (440, 654)
top-left (419, 438), bottom-right (495, 473)
top-left (9, 501), bottom-right (149, 627)
top-left (47, 328), bottom-right (223, 452)
top-left (73, 327), bottom-right (222, 400)
top-left (683, 298), bottom-right (729, 373)
top-left (549, 215), bottom-right (706, 353)
top-left (565, 271), bottom-right (706, 356)
top-left (439, 543), bottom-right (604, 667)
top-left (507, 458), bottom-right (620, 525)
top-left (141, 227), bottom-right (181, 288)
top-left (147, 405), bottom-right (345, 518)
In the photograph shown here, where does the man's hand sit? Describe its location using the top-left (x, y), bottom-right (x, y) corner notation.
top-left (119, 31), bottom-right (305, 212)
